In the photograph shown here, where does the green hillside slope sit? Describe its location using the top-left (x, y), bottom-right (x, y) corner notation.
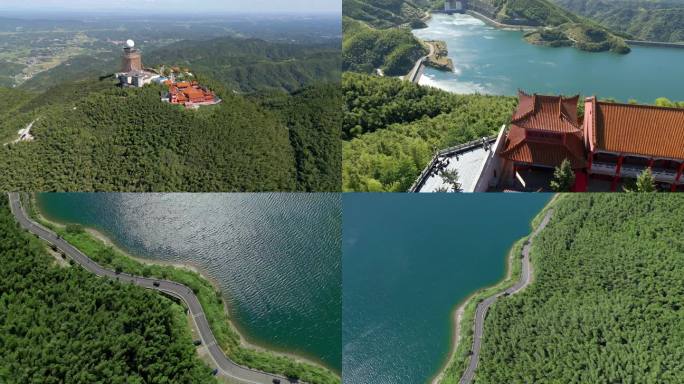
top-left (343, 0), bottom-right (438, 29)
top-left (342, 0), bottom-right (438, 76)
top-left (476, 193), bottom-right (684, 383)
top-left (343, 17), bottom-right (427, 75)
top-left (0, 79), bottom-right (340, 192)
top-left (342, 73), bottom-right (516, 191)
top-left (476, 0), bottom-right (631, 52)
top-left (0, 195), bottom-right (218, 384)
top-left (145, 38), bottom-right (341, 93)
top-left (552, 0), bottom-right (684, 42)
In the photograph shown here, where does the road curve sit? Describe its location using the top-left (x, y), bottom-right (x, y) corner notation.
top-left (406, 41), bottom-right (435, 83)
top-left (459, 209), bottom-right (554, 384)
top-left (8, 192), bottom-right (291, 384)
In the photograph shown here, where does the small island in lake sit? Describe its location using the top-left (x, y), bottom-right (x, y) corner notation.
top-left (424, 40), bottom-right (455, 72)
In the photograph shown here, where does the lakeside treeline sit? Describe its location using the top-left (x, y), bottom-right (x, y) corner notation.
top-left (0, 195), bottom-right (218, 383)
top-left (27, 198), bottom-right (340, 384)
top-left (552, 0), bottom-right (684, 43)
top-left (475, 193), bottom-right (684, 383)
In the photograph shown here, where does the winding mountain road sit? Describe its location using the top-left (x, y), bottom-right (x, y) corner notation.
top-left (406, 41), bottom-right (435, 83)
top-left (459, 209), bottom-right (554, 384)
top-left (8, 192), bottom-right (290, 384)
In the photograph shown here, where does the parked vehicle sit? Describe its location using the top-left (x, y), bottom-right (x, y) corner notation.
top-left (153, 281), bottom-right (160, 287)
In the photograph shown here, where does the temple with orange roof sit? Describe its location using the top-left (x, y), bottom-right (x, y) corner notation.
top-left (163, 80), bottom-right (221, 108)
top-left (412, 90), bottom-right (684, 192)
top-left (496, 91), bottom-right (684, 191)
top-left (500, 91), bottom-right (585, 171)
top-left (583, 97), bottom-right (684, 191)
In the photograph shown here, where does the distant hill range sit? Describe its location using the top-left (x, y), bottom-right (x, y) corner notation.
top-left (551, 0), bottom-right (684, 42)
top-left (343, 0), bottom-right (438, 28)
top-left (20, 36), bottom-right (340, 93)
top-left (461, 0), bottom-right (631, 53)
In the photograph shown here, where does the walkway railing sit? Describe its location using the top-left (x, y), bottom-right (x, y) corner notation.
top-left (409, 136), bottom-right (496, 192)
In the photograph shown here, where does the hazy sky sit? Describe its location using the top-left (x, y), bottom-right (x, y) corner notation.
top-left (1, 0), bottom-right (340, 14)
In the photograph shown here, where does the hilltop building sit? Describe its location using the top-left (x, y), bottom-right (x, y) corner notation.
top-left (412, 91), bottom-right (684, 192)
top-left (162, 80), bottom-right (221, 108)
top-left (116, 40), bottom-right (160, 88)
top-left (500, 92), bottom-right (585, 171)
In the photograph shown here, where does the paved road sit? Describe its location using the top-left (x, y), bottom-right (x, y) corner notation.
top-left (8, 193), bottom-right (291, 384)
top-left (406, 41), bottom-right (435, 83)
top-left (459, 209), bottom-right (554, 384)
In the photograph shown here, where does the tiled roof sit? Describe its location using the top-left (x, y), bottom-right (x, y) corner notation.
top-left (512, 91), bottom-right (581, 133)
top-left (501, 125), bottom-right (586, 168)
top-left (592, 100), bottom-right (684, 160)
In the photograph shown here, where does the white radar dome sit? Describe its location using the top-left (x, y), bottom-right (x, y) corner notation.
top-left (126, 39), bottom-right (135, 48)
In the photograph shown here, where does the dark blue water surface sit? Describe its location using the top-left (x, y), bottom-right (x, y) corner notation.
top-left (342, 193), bottom-right (550, 384)
top-left (37, 193), bottom-right (342, 371)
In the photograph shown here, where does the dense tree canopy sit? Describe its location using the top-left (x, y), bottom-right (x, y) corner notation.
top-left (342, 73), bottom-right (516, 191)
top-left (475, 194), bottom-right (684, 383)
top-left (0, 195), bottom-right (217, 384)
top-left (145, 37), bottom-right (341, 94)
top-left (553, 0), bottom-right (684, 43)
top-left (342, 0), bottom-right (438, 29)
top-left (256, 83), bottom-right (343, 192)
top-left (0, 78), bottom-right (340, 192)
top-left (343, 17), bottom-right (427, 76)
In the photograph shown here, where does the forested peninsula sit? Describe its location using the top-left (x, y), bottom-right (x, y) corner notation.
top-left (475, 193), bottom-right (684, 383)
top-left (343, 0), bottom-right (437, 76)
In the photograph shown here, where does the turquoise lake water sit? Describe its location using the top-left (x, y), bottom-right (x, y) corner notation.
top-left (413, 14), bottom-right (684, 102)
top-left (36, 193), bottom-right (342, 372)
top-left (342, 193), bottom-right (551, 384)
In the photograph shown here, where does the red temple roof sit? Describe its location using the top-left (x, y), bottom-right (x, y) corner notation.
top-left (511, 91), bottom-right (581, 133)
top-left (500, 124), bottom-right (586, 168)
top-left (501, 91), bottom-right (586, 168)
top-left (586, 97), bottom-right (684, 160)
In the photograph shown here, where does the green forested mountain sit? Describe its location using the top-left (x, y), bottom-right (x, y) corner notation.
top-left (343, 0), bottom-right (438, 29)
top-left (1, 35), bottom-right (341, 192)
top-left (476, 193), bottom-right (684, 383)
top-left (343, 17), bottom-right (427, 75)
top-left (0, 195), bottom-right (217, 384)
top-left (20, 36), bottom-right (340, 94)
top-left (145, 38), bottom-right (341, 93)
top-left (0, 87), bottom-right (36, 142)
top-left (255, 84), bottom-right (343, 192)
top-left (478, 0), bottom-right (631, 52)
top-left (342, 0), bottom-right (437, 76)
top-left (552, 0), bottom-right (684, 42)
top-left (342, 73), bottom-right (516, 191)
top-left (0, 78), bottom-right (340, 192)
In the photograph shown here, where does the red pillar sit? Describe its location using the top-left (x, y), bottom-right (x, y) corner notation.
top-left (672, 162), bottom-right (684, 192)
top-left (611, 155), bottom-right (624, 192)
